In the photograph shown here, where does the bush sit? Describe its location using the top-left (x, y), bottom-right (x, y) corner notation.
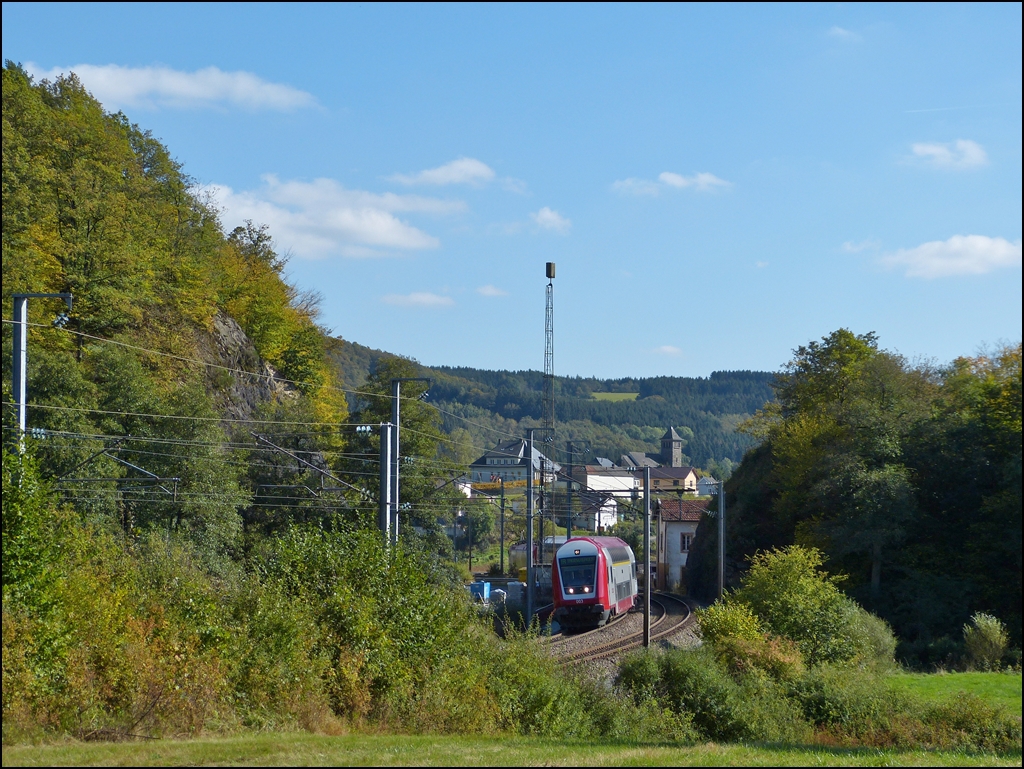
top-left (789, 665), bottom-right (904, 737)
top-left (845, 600), bottom-right (898, 671)
top-left (963, 613), bottom-right (1009, 671)
top-left (734, 546), bottom-right (855, 665)
top-left (619, 647), bottom-right (809, 743)
top-left (695, 600), bottom-right (763, 646)
top-left (573, 673), bottom-right (697, 744)
top-left (923, 691), bottom-right (1022, 753)
top-left (714, 635), bottom-right (805, 682)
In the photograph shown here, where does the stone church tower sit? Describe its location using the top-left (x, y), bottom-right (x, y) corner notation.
top-left (660, 427), bottom-right (684, 467)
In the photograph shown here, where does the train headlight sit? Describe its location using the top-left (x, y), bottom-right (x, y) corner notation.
top-left (583, 587), bottom-right (590, 593)
top-left (567, 588), bottom-right (574, 594)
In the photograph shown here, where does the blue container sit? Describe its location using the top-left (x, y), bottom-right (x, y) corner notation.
top-left (468, 581), bottom-right (491, 602)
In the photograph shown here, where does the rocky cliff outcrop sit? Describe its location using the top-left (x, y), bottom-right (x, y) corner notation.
top-left (196, 312), bottom-right (298, 426)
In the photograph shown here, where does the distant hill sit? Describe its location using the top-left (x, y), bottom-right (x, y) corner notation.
top-left (327, 339), bottom-right (776, 475)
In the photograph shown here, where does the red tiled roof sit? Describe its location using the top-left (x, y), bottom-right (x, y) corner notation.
top-left (657, 498), bottom-right (709, 521)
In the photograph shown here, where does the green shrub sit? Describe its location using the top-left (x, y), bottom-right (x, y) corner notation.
top-left (618, 649), bottom-right (663, 704)
top-left (734, 546), bottom-right (855, 665)
top-left (620, 647), bottom-right (809, 743)
top-left (656, 647), bottom-right (745, 741)
top-left (963, 613), bottom-right (1009, 671)
top-left (713, 634), bottom-right (805, 682)
top-left (789, 665), bottom-right (904, 736)
top-left (923, 691), bottom-right (1022, 753)
top-left (225, 578), bottom-right (333, 731)
top-left (695, 600), bottom-right (763, 646)
top-left (484, 630), bottom-right (591, 737)
top-left (845, 600), bottom-right (898, 671)
top-left (574, 673), bottom-right (697, 744)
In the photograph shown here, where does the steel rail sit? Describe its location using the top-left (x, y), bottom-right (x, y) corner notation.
top-left (555, 593), bottom-right (694, 665)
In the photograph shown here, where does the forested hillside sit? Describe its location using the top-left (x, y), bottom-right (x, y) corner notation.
top-left (328, 338), bottom-right (775, 473)
top-left (686, 330), bottom-right (1022, 664)
top-left (1, 63), bottom-right (366, 554)
top-left (1, 63), bottom-right (482, 739)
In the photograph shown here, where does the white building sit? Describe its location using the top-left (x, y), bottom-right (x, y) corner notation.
top-left (582, 464), bottom-right (639, 498)
top-left (697, 476), bottom-right (720, 498)
top-left (468, 439), bottom-right (560, 484)
top-left (656, 498), bottom-right (709, 593)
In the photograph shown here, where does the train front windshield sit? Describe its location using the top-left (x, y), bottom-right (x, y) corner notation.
top-left (558, 555), bottom-right (596, 594)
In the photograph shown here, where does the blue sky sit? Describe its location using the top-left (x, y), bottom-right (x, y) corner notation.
top-left (3, 3), bottom-right (1021, 378)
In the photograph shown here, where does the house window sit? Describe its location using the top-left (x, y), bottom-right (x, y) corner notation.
top-left (680, 533), bottom-right (692, 553)
top-left (673, 480), bottom-right (679, 486)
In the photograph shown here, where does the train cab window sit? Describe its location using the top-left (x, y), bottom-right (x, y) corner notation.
top-left (558, 555), bottom-right (596, 594)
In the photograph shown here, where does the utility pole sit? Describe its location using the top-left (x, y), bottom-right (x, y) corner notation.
top-left (12, 293), bottom-right (72, 445)
top-left (379, 423), bottom-right (392, 542)
top-left (717, 479), bottom-right (726, 600)
top-left (525, 429), bottom-right (535, 626)
top-left (390, 377), bottom-right (430, 548)
top-left (500, 478), bottom-right (506, 575)
top-left (565, 440), bottom-right (574, 539)
top-left (538, 486), bottom-right (545, 569)
top-left (643, 466), bottom-right (651, 648)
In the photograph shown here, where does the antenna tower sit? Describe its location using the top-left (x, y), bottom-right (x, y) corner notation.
top-left (543, 262), bottom-right (555, 432)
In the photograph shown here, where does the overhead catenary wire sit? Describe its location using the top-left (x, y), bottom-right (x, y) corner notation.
top-left (4, 320), bottom-right (685, 511)
top-left (1, 318), bottom-right (529, 445)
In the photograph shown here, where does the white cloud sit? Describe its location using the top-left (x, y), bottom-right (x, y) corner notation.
top-left (659, 171), bottom-right (731, 190)
top-left (26, 62), bottom-right (315, 111)
top-left (477, 285), bottom-right (508, 297)
top-left (882, 235), bottom-right (1022, 279)
top-left (381, 292), bottom-right (454, 308)
top-left (755, 261), bottom-right (769, 268)
top-left (612, 178), bottom-right (662, 196)
top-left (911, 139), bottom-right (988, 170)
top-left (613, 171), bottom-right (731, 195)
top-left (828, 26), bottom-right (862, 42)
top-left (212, 175), bottom-right (464, 258)
top-left (531, 207), bottom-right (571, 233)
top-left (654, 345), bottom-right (682, 356)
top-left (842, 239), bottom-right (881, 253)
top-left (500, 177), bottom-right (528, 194)
top-left (390, 157), bottom-right (496, 186)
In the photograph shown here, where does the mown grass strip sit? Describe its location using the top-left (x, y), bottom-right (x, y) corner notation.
top-left (591, 392), bottom-right (640, 402)
top-left (3, 733), bottom-right (1021, 767)
top-left (889, 672), bottom-right (1023, 717)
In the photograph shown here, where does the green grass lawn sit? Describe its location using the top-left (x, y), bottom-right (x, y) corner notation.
top-left (591, 392), bottom-right (640, 402)
top-left (889, 671), bottom-right (1022, 716)
top-left (3, 733), bottom-right (1020, 767)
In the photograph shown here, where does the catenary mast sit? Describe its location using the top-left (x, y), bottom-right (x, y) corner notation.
top-left (543, 263), bottom-right (555, 431)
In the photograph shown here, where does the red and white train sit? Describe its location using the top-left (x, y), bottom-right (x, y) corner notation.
top-left (552, 536), bottom-right (638, 629)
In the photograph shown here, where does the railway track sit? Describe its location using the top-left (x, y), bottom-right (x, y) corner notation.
top-left (546, 606), bottom-right (630, 651)
top-left (552, 592), bottom-right (694, 664)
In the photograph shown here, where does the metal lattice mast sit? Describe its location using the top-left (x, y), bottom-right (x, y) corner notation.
top-left (543, 263), bottom-right (555, 432)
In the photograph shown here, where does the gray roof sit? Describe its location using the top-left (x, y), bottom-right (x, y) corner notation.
top-left (593, 457), bottom-right (615, 468)
top-left (645, 466), bottom-right (699, 480)
top-left (620, 451), bottom-right (660, 469)
top-left (469, 438), bottom-right (560, 473)
top-left (662, 426), bottom-right (683, 441)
